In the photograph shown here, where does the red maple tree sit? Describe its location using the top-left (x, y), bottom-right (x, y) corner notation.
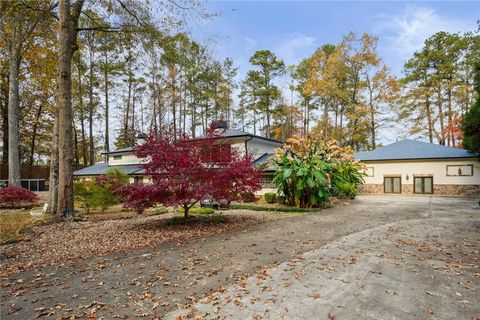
top-left (0, 186), bottom-right (39, 208)
top-left (115, 127), bottom-right (261, 217)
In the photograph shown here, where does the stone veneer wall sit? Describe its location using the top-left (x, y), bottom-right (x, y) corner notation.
top-left (358, 184), bottom-right (383, 194)
top-left (433, 185), bottom-right (480, 196)
top-left (358, 184), bottom-right (480, 196)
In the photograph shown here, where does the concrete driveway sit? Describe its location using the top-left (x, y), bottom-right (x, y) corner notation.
top-left (166, 195), bottom-right (480, 320)
top-left (1, 195), bottom-right (479, 319)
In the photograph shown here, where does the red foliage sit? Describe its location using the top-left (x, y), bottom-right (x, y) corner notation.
top-left (115, 126), bottom-right (261, 217)
top-left (0, 185), bottom-right (39, 208)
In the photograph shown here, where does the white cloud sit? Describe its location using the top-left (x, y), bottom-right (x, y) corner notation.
top-left (375, 5), bottom-right (473, 61)
top-left (244, 37), bottom-right (257, 45)
top-left (275, 33), bottom-right (316, 66)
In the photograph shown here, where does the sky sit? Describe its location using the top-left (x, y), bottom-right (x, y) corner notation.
top-left (185, 1), bottom-right (479, 144)
top-left (192, 1), bottom-right (478, 77)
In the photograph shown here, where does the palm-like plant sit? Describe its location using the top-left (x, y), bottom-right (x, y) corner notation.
top-left (272, 137), bottom-right (365, 207)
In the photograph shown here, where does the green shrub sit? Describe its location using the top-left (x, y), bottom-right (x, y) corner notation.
top-left (154, 206), bottom-right (168, 215)
top-left (264, 193), bottom-right (277, 204)
top-left (177, 207), bottom-right (214, 215)
top-left (168, 214), bottom-right (227, 225)
top-left (277, 195), bottom-right (286, 204)
top-left (334, 181), bottom-right (357, 199)
top-left (74, 180), bottom-right (96, 214)
top-left (74, 179), bottom-right (118, 213)
top-left (331, 162), bottom-right (365, 199)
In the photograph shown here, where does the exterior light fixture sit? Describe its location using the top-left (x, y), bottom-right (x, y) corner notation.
top-left (406, 174), bottom-right (409, 181)
top-left (458, 167), bottom-right (462, 175)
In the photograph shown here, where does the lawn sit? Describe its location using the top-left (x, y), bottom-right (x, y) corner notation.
top-left (0, 210), bottom-right (54, 245)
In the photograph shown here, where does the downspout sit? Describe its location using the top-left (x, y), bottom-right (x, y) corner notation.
top-left (244, 136), bottom-right (253, 157)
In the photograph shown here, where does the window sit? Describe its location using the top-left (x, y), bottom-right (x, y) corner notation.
top-left (113, 155), bottom-right (122, 160)
top-left (384, 176), bottom-right (401, 193)
top-left (364, 167), bottom-right (374, 177)
top-left (446, 164), bottom-right (473, 176)
top-left (134, 176), bottom-right (144, 184)
top-left (260, 175), bottom-right (274, 187)
top-left (414, 176), bottom-right (433, 194)
top-left (17, 179), bottom-right (46, 191)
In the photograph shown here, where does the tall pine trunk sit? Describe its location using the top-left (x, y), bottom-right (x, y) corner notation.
top-left (88, 49), bottom-right (95, 165)
top-left (7, 47), bottom-right (21, 186)
top-left (1, 62), bottom-right (9, 165)
top-left (124, 69), bottom-right (132, 146)
top-left (436, 85), bottom-right (446, 145)
top-left (425, 96), bottom-right (434, 143)
top-left (104, 54), bottom-right (110, 153)
top-left (369, 104), bottom-right (376, 149)
top-left (47, 110), bottom-right (59, 213)
top-left (29, 104), bottom-right (43, 165)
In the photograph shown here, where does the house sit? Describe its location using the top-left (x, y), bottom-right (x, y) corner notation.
top-left (73, 122), bottom-right (282, 190)
top-left (0, 165), bottom-right (58, 191)
top-left (355, 139), bottom-right (480, 196)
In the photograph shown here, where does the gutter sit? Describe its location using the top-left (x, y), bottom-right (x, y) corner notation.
top-left (245, 136), bottom-right (253, 156)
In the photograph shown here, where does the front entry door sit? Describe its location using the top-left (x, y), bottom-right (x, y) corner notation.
top-left (384, 177), bottom-right (401, 193)
top-left (414, 177), bottom-right (433, 194)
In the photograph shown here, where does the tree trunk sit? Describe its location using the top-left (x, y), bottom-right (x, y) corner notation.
top-left (124, 65), bottom-right (132, 146)
top-left (29, 104), bottom-right (43, 165)
top-left (131, 86), bottom-right (136, 141)
top-left (104, 53), bottom-right (110, 153)
top-left (76, 57), bottom-right (88, 165)
top-left (7, 47), bottom-right (21, 186)
top-left (447, 88), bottom-right (454, 147)
top-left (437, 85), bottom-right (446, 145)
top-left (425, 96), bottom-right (433, 144)
top-left (172, 74), bottom-right (177, 139)
top-left (369, 104), bottom-right (376, 149)
top-left (56, 0), bottom-right (84, 217)
top-left (88, 49), bottom-right (95, 165)
top-left (47, 110), bottom-right (59, 213)
top-left (322, 99), bottom-right (329, 141)
top-left (1, 72), bottom-right (8, 165)
top-left (74, 122), bottom-right (79, 166)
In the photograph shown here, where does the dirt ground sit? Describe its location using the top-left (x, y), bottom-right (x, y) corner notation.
top-left (1, 195), bottom-right (479, 319)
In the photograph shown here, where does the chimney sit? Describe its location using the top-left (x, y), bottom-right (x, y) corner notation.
top-left (136, 133), bottom-right (147, 145)
top-left (213, 120), bottom-right (228, 130)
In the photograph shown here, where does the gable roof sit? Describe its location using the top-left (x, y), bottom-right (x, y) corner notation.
top-left (200, 129), bottom-right (283, 145)
top-left (103, 146), bottom-right (134, 155)
top-left (355, 139), bottom-right (476, 161)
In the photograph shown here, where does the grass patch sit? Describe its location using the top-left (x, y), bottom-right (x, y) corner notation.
top-left (0, 212), bottom-right (52, 245)
top-left (230, 203), bottom-right (330, 212)
top-left (167, 214), bottom-right (227, 225)
top-left (153, 206), bottom-right (168, 215)
top-left (177, 207), bottom-right (215, 215)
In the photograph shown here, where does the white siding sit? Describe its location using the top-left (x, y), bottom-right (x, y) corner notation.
top-left (108, 154), bottom-right (144, 166)
top-left (106, 136), bottom-right (282, 165)
top-left (363, 158), bottom-right (480, 186)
